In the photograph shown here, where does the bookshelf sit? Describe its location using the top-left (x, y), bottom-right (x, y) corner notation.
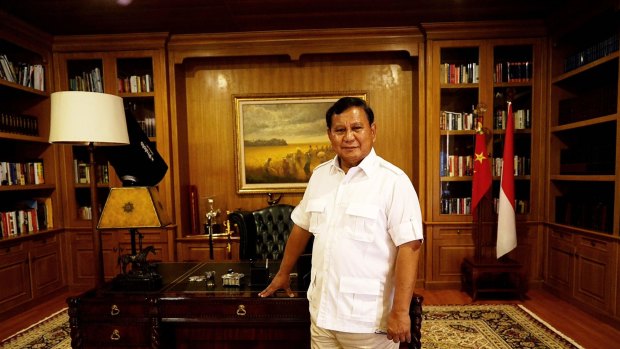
top-left (52, 33), bottom-right (174, 286)
top-left (545, 8), bottom-right (620, 321)
top-left (0, 12), bottom-right (64, 316)
top-left (424, 21), bottom-right (546, 288)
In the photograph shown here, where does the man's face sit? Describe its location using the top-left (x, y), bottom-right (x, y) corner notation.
top-left (327, 106), bottom-right (376, 173)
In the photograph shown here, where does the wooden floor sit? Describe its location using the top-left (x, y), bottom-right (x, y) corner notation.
top-left (1, 287), bottom-right (619, 348)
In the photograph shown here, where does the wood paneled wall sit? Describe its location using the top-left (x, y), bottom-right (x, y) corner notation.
top-left (173, 52), bottom-right (419, 234)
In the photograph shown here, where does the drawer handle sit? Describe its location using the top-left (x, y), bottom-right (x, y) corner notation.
top-left (110, 329), bottom-right (121, 341)
top-left (110, 304), bottom-right (120, 316)
top-left (236, 304), bottom-right (246, 316)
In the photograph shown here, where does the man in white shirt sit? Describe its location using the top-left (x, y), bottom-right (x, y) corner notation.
top-left (259, 97), bottom-right (423, 348)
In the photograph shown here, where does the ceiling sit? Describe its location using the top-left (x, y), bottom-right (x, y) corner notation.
top-left (0, 0), bottom-right (569, 36)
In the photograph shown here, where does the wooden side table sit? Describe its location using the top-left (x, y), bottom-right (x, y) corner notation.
top-left (461, 257), bottom-right (524, 301)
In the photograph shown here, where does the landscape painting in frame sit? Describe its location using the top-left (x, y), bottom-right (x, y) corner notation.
top-left (234, 93), bottom-right (367, 193)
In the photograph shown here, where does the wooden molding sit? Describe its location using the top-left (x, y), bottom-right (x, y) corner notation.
top-left (53, 32), bottom-right (169, 52)
top-left (422, 20), bottom-right (547, 40)
top-left (168, 27), bottom-right (423, 63)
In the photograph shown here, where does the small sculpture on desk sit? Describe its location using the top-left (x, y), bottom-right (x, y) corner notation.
top-left (115, 244), bottom-right (162, 290)
top-left (119, 245), bottom-right (156, 275)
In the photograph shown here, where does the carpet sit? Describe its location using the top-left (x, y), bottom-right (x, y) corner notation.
top-left (0, 304), bottom-right (583, 349)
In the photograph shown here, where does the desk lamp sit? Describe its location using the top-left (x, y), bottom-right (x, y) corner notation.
top-left (49, 91), bottom-right (129, 288)
top-left (98, 186), bottom-right (171, 290)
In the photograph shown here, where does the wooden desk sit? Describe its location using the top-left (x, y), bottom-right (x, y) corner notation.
top-left (461, 257), bottom-right (524, 301)
top-left (68, 262), bottom-right (422, 349)
top-left (67, 262), bottom-right (310, 349)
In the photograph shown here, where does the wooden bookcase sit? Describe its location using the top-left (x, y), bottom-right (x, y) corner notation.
top-left (423, 21), bottom-right (546, 288)
top-left (0, 12), bottom-right (65, 318)
top-left (545, 7), bottom-right (620, 322)
top-left (52, 33), bottom-right (175, 288)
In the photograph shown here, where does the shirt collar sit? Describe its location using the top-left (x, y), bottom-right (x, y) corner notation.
top-left (329, 148), bottom-right (379, 177)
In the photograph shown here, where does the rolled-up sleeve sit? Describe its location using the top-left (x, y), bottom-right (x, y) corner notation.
top-left (388, 174), bottom-right (424, 246)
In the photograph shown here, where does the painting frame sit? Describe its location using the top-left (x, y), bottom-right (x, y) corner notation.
top-left (234, 92), bottom-right (367, 194)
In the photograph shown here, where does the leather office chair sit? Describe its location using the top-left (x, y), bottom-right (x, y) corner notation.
top-left (228, 204), bottom-right (422, 348)
top-left (228, 204), bottom-right (300, 261)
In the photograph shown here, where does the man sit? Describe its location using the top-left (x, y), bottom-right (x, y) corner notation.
top-left (259, 97), bottom-right (423, 348)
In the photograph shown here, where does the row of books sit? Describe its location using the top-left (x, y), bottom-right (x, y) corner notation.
top-left (441, 196), bottom-right (529, 215)
top-left (440, 62), bottom-right (479, 84)
top-left (73, 160), bottom-right (109, 184)
top-left (494, 108), bottom-right (531, 129)
top-left (494, 61), bottom-right (532, 83)
top-left (137, 117), bottom-right (156, 138)
top-left (440, 154), bottom-right (530, 177)
top-left (78, 206), bottom-right (93, 220)
top-left (0, 161), bottom-right (44, 186)
top-left (439, 111), bottom-right (476, 131)
top-left (0, 112), bottom-right (39, 136)
top-left (440, 154), bottom-right (474, 177)
top-left (441, 197), bottom-right (471, 215)
top-left (494, 198), bottom-right (529, 215)
top-left (117, 74), bottom-right (154, 93)
top-left (69, 67), bottom-right (103, 92)
top-left (491, 156), bottom-right (531, 176)
top-left (0, 54), bottom-right (45, 91)
top-left (564, 33), bottom-right (619, 73)
top-left (0, 198), bottom-right (52, 238)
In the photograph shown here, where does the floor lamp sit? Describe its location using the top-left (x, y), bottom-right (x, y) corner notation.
top-left (49, 91), bottom-right (129, 288)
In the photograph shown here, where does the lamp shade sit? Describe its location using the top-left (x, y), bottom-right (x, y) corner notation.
top-left (98, 187), bottom-right (171, 229)
top-left (49, 91), bottom-right (130, 145)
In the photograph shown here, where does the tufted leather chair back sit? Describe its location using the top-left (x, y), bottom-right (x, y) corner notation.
top-left (228, 204), bottom-right (298, 261)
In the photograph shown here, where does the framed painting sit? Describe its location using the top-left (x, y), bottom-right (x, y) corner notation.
top-left (234, 92), bottom-right (367, 193)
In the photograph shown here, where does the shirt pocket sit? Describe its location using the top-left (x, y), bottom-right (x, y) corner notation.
top-left (306, 199), bottom-right (327, 234)
top-left (344, 203), bottom-right (380, 242)
top-left (337, 276), bottom-right (380, 321)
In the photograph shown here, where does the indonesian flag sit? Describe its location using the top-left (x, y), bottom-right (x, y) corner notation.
top-left (471, 127), bottom-right (492, 218)
top-left (497, 102), bottom-right (517, 258)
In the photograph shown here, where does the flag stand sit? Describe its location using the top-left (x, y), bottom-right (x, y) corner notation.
top-left (463, 101), bottom-right (523, 299)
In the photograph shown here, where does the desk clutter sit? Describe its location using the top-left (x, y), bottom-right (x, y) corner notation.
top-left (185, 261), bottom-right (279, 289)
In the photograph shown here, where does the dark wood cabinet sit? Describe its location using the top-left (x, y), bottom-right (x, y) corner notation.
top-left (546, 228), bottom-right (617, 317)
top-left (0, 231), bottom-right (64, 317)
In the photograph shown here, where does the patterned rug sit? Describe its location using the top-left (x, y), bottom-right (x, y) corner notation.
top-left (0, 304), bottom-right (583, 348)
top-left (1, 308), bottom-right (70, 349)
top-left (422, 305), bottom-right (583, 348)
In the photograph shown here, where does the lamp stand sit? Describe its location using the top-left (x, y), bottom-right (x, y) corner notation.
top-left (88, 142), bottom-right (105, 288)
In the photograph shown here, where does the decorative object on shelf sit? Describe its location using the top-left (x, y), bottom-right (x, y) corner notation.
top-left (49, 91), bottom-right (129, 288)
top-left (233, 92), bottom-right (365, 193)
top-left (98, 186), bottom-right (171, 290)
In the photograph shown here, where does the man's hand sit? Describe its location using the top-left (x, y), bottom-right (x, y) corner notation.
top-left (258, 272), bottom-right (295, 298)
top-left (386, 310), bottom-right (411, 343)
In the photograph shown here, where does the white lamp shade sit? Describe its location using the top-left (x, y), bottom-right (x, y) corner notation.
top-left (49, 91), bottom-right (130, 145)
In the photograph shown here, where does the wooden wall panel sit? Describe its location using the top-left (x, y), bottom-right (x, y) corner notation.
top-left (177, 52), bottom-right (418, 233)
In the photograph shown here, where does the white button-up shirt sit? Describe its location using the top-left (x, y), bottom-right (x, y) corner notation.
top-left (291, 148), bottom-right (424, 333)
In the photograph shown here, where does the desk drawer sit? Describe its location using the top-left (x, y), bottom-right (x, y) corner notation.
top-left (160, 297), bottom-right (309, 322)
top-left (81, 322), bottom-right (151, 346)
top-left (77, 300), bottom-right (151, 320)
